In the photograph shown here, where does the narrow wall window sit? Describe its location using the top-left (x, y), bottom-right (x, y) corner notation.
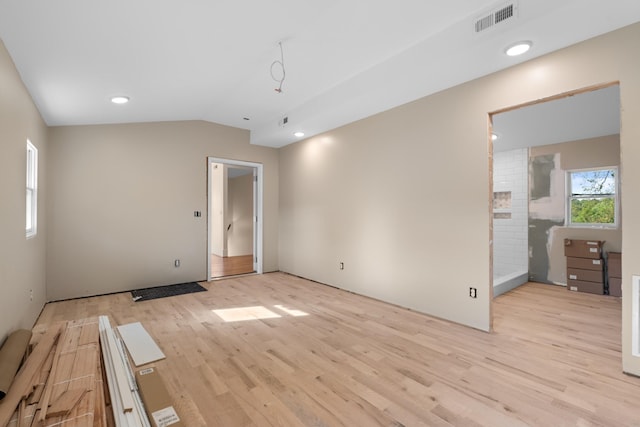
top-left (26, 140), bottom-right (38, 238)
top-left (567, 167), bottom-right (617, 227)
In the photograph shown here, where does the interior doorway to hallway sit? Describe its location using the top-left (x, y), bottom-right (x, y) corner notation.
top-left (211, 254), bottom-right (254, 277)
top-left (207, 157), bottom-right (263, 279)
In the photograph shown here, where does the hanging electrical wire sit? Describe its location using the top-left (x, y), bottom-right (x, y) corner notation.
top-left (271, 41), bottom-right (286, 93)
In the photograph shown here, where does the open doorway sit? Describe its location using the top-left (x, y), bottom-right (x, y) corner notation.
top-left (207, 157), bottom-right (263, 279)
top-left (489, 83), bottom-right (621, 298)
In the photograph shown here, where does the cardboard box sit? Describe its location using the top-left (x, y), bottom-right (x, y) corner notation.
top-left (567, 279), bottom-right (604, 295)
top-left (609, 277), bottom-right (622, 297)
top-left (608, 252), bottom-right (621, 278)
top-left (564, 239), bottom-right (604, 259)
top-left (566, 256), bottom-right (603, 271)
top-left (567, 268), bottom-right (603, 284)
top-left (135, 367), bottom-right (184, 427)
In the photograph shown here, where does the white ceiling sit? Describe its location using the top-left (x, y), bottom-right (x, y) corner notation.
top-left (0, 1), bottom-right (639, 148)
top-left (492, 85), bottom-right (621, 152)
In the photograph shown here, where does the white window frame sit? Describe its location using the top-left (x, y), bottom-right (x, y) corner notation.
top-left (566, 166), bottom-right (618, 229)
top-left (26, 140), bottom-right (38, 238)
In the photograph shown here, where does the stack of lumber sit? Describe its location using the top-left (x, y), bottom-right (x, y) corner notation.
top-left (0, 318), bottom-right (111, 427)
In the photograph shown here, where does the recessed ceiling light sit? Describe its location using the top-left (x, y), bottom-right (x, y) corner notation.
top-left (111, 96), bottom-right (130, 104)
top-left (294, 131), bottom-right (305, 138)
top-left (505, 41), bottom-right (532, 57)
top-left (492, 133), bottom-right (499, 141)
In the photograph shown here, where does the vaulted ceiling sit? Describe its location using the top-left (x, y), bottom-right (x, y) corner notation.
top-left (1, 1), bottom-right (639, 147)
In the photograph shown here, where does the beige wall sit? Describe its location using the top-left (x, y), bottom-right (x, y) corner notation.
top-left (0, 41), bottom-right (48, 343)
top-left (47, 121), bottom-right (278, 300)
top-left (228, 173), bottom-right (254, 256)
top-left (279, 23), bottom-right (640, 375)
top-left (279, 84), bottom-right (493, 331)
top-left (530, 135), bottom-right (621, 284)
top-left (532, 134), bottom-right (620, 171)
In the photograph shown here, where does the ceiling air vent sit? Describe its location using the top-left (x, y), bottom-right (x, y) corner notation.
top-left (475, 15), bottom-right (494, 33)
top-left (474, 2), bottom-right (518, 33)
top-left (495, 4), bottom-right (514, 24)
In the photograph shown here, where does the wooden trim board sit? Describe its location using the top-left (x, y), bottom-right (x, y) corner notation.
top-left (99, 316), bottom-right (151, 426)
top-left (116, 322), bottom-right (165, 367)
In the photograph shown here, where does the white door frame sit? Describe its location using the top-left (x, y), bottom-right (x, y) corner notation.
top-left (207, 157), bottom-right (263, 280)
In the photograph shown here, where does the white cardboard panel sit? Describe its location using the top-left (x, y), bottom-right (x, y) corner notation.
top-left (117, 322), bottom-right (166, 366)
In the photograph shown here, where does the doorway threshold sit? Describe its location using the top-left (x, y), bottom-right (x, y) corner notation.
top-left (210, 272), bottom-right (258, 281)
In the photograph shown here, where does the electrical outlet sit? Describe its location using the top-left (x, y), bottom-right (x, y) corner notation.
top-left (469, 287), bottom-right (477, 298)
top-left (174, 259), bottom-right (180, 268)
top-left (339, 262), bottom-right (344, 270)
top-left (29, 289), bottom-right (33, 301)
top-left (194, 211), bottom-right (201, 217)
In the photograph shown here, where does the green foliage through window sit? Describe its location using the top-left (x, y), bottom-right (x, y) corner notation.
top-left (571, 198), bottom-right (614, 224)
top-left (568, 168), bottom-right (616, 226)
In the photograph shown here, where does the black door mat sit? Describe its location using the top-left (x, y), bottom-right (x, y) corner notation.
top-left (131, 282), bottom-right (207, 302)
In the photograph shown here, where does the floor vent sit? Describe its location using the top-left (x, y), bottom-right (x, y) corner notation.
top-left (474, 2), bottom-right (518, 33)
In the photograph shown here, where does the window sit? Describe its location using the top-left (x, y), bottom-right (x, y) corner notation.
top-left (567, 167), bottom-right (617, 227)
top-left (26, 140), bottom-right (38, 238)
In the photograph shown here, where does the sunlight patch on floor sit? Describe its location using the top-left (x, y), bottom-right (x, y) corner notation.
top-left (213, 306), bottom-right (281, 322)
top-left (273, 305), bottom-right (309, 317)
top-left (212, 305), bottom-right (309, 322)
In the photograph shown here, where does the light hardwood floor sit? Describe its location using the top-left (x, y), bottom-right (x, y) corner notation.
top-left (35, 274), bottom-right (640, 426)
top-left (211, 254), bottom-right (255, 278)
